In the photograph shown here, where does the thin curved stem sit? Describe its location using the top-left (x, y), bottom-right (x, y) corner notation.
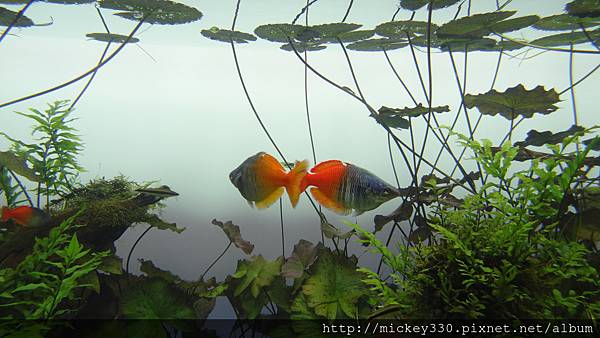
top-left (0, 17), bottom-right (147, 110)
top-left (279, 198), bottom-right (285, 257)
top-left (341, 0), bottom-right (354, 22)
top-left (201, 241), bottom-right (232, 280)
top-left (292, 0), bottom-right (319, 24)
top-left (69, 41), bottom-right (112, 110)
top-left (8, 169), bottom-right (33, 206)
top-left (126, 225), bottom-right (153, 276)
top-left (559, 62), bottom-right (600, 96)
top-left (0, 0), bottom-right (35, 45)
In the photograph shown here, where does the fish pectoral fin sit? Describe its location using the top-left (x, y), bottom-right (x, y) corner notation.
top-left (310, 160), bottom-right (344, 173)
top-left (310, 187), bottom-right (351, 215)
top-left (255, 187), bottom-right (285, 209)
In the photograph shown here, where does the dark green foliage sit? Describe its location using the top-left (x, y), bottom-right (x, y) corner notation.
top-left (515, 125), bottom-right (585, 147)
top-left (531, 31), bottom-right (596, 46)
top-left (376, 20), bottom-right (438, 38)
top-left (533, 14), bottom-right (600, 31)
top-left (566, 0), bottom-right (600, 18)
top-left (0, 7), bottom-right (33, 27)
top-left (201, 27), bottom-right (257, 44)
top-left (99, 0), bottom-right (202, 25)
top-left (437, 11), bottom-right (516, 38)
top-left (346, 38), bottom-right (407, 52)
top-left (86, 33), bottom-right (140, 44)
top-left (398, 0), bottom-right (461, 10)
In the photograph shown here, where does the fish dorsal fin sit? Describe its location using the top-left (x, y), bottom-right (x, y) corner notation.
top-left (311, 160), bottom-right (344, 173)
top-left (310, 187), bottom-right (351, 215)
top-left (258, 153), bottom-right (285, 173)
top-left (255, 187), bottom-right (285, 209)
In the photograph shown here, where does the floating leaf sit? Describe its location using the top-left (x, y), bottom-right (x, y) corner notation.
top-left (310, 22), bottom-right (362, 37)
top-left (399, 0), bottom-right (461, 10)
top-left (464, 84), bottom-right (560, 120)
top-left (201, 27), bottom-right (257, 44)
top-left (346, 38), bottom-right (407, 51)
top-left (232, 255), bottom-right (283, 298)
top-left (490, 15), bottom-right (540, 34)
top-left (44, 0), bottom-right (96, 4)
top-left (98, 255), bottom-right (123, 275)
top-left (86, 33), bottom-right (140, 43)
top-left (139, 259), bottom-right (180, 283)
top-left (534, 14), bottom-right (600, 31)
top-left (531, 31), bottom-right (591, 46)
top-left (566, 0), bottom-right (600, 18)
top-left (0, 150), bottom-right (41, 182)
top-left (144, 214), bottom-right (185, 233)
top-left (254, 23), bottom-right (305, 42)
top-left (280, 42), bottom-right (327, 53)
top-left (437, 11), bottom-right (516, 38)
top-left (374, 202), bottom-right (413, 233)
top-left (379, 104), bottom-right (450, 118)
top-left (302, 248), bottom-right (366, 319)
top-left (321, 29), bottom-right (375, 43)
top-left (440, 37), bottom-right (499, 52)
top-left (320, 219), bottom-right (353, 239)
top-left (99, 0), bottom-right (202, 25)
top-left (212, 219), bottom-right (254, 255)
top-left (120, 278), bottom-right (196, 319)
top-left (376, 21), bottom-right (438, 38)
top-left (0, 7), bottom-right (33, 27)
top-left (515, 125), bottom-right (585, 147)
top-left (281, 240), bottom-right (318, 279)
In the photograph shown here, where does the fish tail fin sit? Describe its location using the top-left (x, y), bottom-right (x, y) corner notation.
top-left (285, 160), bottom-right (309, 208)
top-left (1, 206), bottom-right (10, 222)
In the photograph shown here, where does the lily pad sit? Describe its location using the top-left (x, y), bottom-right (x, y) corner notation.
top-left (440, 37), bottom-right (499, 52)
top-left (566, 0), bottom-right (600, 18)
top-left (232, 255), bottom-right (283, 298)
top-left (437, 11), bottom-right (516, 38)
top-left (320, 29), bottom-right (375, 43)
top-left (310, 22), bottom-right (362, 37)
top-left (0, 150), bottom-right (41, 182)
top-left (515, 125), bottom-right (585, 147)
top-left (86, 33), bottom-right (140, 43)
top-left (144, 214), bottom-right (185, 233)
top-left (490, 15), bottom-right (540, 34)
top-left (399, 0), bottom-right (461, 10)
top-left (201, 27), bottom-right (257, 44)
top-left (280, 42), bottom-right (327, 53)
top-left (281, 239), bottom-right (318, 279)
top-left (464, 84), bottom-right (560, 120)
top-left (376, 20), bottom-right (438, 38)
top-left (254, 23), bottom-right (305, 42)
top-left (302, 248), bottom-right (366, 319)
top-left (534, 14), bottom-right (600, 31)
top-left (379, 104), bottom-right (450, 118)
top-left (374, 201), bottom-right (414, 233)
top-left (121, 278), bottom-right (196, 320)
top-left (0, 7), bottom-right (33, 27)
top-left (211, 219), bottom-right (254, 255)
top-left (346, 38), bottom-right (407, 51)
top-left (530, 31), bottom-right (592, 46)
top-left (99, 0), bottom-right (202, 25)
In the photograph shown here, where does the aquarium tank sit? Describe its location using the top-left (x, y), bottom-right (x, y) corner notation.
top-left (1, 0), bottom-right (599, 337)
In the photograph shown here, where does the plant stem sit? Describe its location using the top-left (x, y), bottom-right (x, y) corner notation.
top-left (126, 224), bottom-right (153, 276)
top-left (341, 0), bottom-right (354, 22)
top-left (201, 241), bottom-right (232, 280)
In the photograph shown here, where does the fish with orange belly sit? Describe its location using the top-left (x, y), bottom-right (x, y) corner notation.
top-left (1, 206), bottom-right (51, 228)
top-left (230, 152), bottom-right (309, 208)
top-left (299, 160), bottom-right (400, 215)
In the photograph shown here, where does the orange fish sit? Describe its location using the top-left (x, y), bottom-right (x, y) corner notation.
top-left (1, 206), bottom-right (51, 228)
top-left (299, 160), bottom-right (400, 215)
top-left (230, 152), bottom-right (308, 208)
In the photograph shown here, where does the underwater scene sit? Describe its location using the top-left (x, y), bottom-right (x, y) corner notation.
top-left (1, 0), bottom-right (600, 336)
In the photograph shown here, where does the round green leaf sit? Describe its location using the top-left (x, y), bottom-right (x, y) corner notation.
top-left (86, 32), bottom-right (140, 43)
top-left (399, 0), bottom-right (461, 10)
top-left (531, 31), bottom-right (592, 46)
top-left (309, 22), bottom-right (362, 37)
top-left (490, 15), bottom-right (540, 34)
top-left (346, 38), bottom-right (407, 52)
top-left (201, 27), bottom-right (257, 44)
top-left (533, 14), bottom-right (600, 31)
top-left (376, 20), bottom-right (438, 38)
top-left (320, 29), bottom-right (375, 43)
top-left (120, 278), bottom-right (196, 319)
top-left (437, 11), bottom-right (516, 38)
top-left (0, 7), bottom-right (33, 27)
top-left (280, 42), bottom-right (326, 53)
top-left (254, 23), bottom-right (305, 42)
top-left (99, 0), bottom-right (202, 25)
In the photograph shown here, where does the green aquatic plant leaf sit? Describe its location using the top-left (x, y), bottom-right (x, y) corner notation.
top-left (379, 104), bottom-right (450, 118)
top-left (86, 33), bottom-right (140, 43)
top-left (374, 201), bottom-right (413, 233)
top-left (566, 0), bottom-right (600, 18)
top-left (302, 248), bottom-right (366, 319)
top-left (409, 226), bottom-right (431, 243)
top-left (440, 37), bottom-right (499, 52)
top-left (437, 11), bottom-right (516, 38)
top-left (320, 219), bottom-right (353, 239)
top-left (310, 22), bottom-right (362, 37)
top-left (139, 259), bottom-right (181, 283)
top-left (211, 219), bottom-right (254, 255)
top-left (201, 27), bottom-right (257, 44)
top-left (0, 7), bottom-right (33, 27)
top-left (280, 41), bottom-right (327, 52)
top-left (44, 0), bottom-right (96, 4)
top-left (515, 125), bottom-right (585, 147)
top-left (490, 15), bottom-right (540, 34)
top-left (376, 20), bottom-right (439, 38)
top-left (346, 38), bottom-right (407, 51)
top-left (321, 29), bottom-right (375, 43)
top-left (254, 23), bottom-right (305, 42)
top-left (464, 84), bottom-right (560, 120)
top-left (99, 0), bottom-right (202, 25)
top-left (281, 240), bottom-right (318, 279)
top-left (143, 214), bottom-right (185, 233)
top-left (399, 0), bottom-right (461, 10)
top-left (0, 150), bottom-right (41, 182)
top-left (232, 255), bottom-right (283, 298)
top-left (120, 278), bottom-right (196, 319)
top-left (530, 31), bottom-right (593, 46)
top-left (533, 14), bottom-right (600, 31)
top-left (98, 255), bottom-right (123, 275)
top-left (192, 297), bottom-right (215, 319)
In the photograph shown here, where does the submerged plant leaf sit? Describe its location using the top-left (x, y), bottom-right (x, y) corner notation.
top-left (254, 23), bottom-right (305, 42)
top-left (99, 0), bottom-right (202, 25)
top-left (144, 214), bottom-right (185, 233)
top-left (120, 278), bottom-right (195, 319)
top-left (530, 31), bottom-right (592, 46)
top-left (399, 0), bottom-right (461, 10)
top-left (375, 20), bottom-right (438, 38)
top-left (374, 201), bottom-right (414, 233)
top-left (86, 33), bottom-right (140, 43)
top-left (346, 38), bottom-right (407, 51)
top-left (98, 254), bottom-right (123, 275)
top-left (566, 0), bottom-right (600, 18)
top-left (515, 125), bottom-right (585, 147)
top-left (139, 259), bottom-right (181, 283)
top-left (281, 240), bottom-right (318, 279)
top-left (0, 7), bottom-right (33, 27)
top-left (302, 248), bottom-right (366, 319)
top-left (201, 27), bottom-right (257, 44)
top-left (533, 14), bottom-right (600, 31)
top-left (437, 11), bottom-right (516, 38)
top-left (232, 255), bottom-right (283, 298)
top-left (211, 219), bottom-right (254, 254)
top-left (464, 84), bottom-right (560, 120)
top-left (0, 150), bottom-right (41, 182)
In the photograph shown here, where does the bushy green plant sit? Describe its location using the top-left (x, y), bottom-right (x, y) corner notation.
top-left (351, 130), bottom-right (600, 320)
